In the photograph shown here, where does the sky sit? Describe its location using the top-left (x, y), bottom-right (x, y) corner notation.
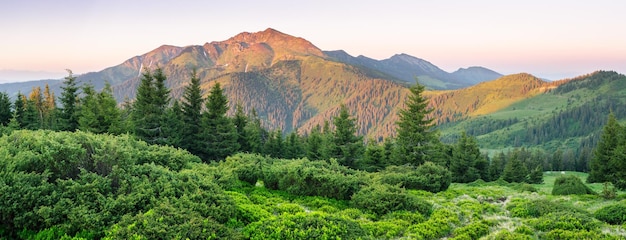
top-left (1, 0), bottom-right (625, 82)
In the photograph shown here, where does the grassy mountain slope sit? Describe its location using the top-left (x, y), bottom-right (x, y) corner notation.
top-left (437, 71), bottom-right (626, 153)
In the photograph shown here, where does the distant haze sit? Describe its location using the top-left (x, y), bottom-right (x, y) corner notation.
top-left (0, 70), bottom-right (66, 83)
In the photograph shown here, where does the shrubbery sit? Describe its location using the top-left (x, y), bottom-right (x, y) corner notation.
top-left (378, 162), bottom-right (451, 193)
top-left (351, 183), bottom-right (432, 217)
top-left (594, 202), bottom-right (626, 225)
top-left (243, 212), bottom-right (366, 240)
top-left (552, 175), bottom-right (595, 195)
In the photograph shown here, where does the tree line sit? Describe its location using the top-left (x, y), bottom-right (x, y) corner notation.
top-left (0, 69), bottom-right (552, 185)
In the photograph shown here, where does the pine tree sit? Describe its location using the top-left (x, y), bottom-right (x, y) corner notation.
top-left (588, 113), bottom-right (621, 183)
top-left (502, 158), bottom-right (528, 183)
top-left (163, 100), bottom-right (185, 147)
top-left (0, 92), bottom-right (12, 126)
top-left (21, 98), bottom-right (40, 130)
top-left (78, 84), bottom-right (100, 133)
top-left (331, 105), bottom-right (364, 168)
top-left (133, 68), bottom-right (170, 144)
top-left (306, 125), bottom-right (325, 160)
top-left (488, 151), bottom-right (506, 181)
top-left (13, 93), bottom-right (25, 129)
top-left (233, 103), bottom-right (251, 153)
top-left (395, 81), bottom-right (441, 165)
top-left (58, 70), bottom-right (80, 131)
top-left (527, 165), bottom-right (544, 184)
top-left (180, 70), bottom-right (204, 155)
top-left (200, 82), bottom-right (239, 161)
top-left (450, 132), bottom-right (481, 183)
top-left (285, 130), bottom-right (305, 159)
top-left (264, 129), bottom-right (284, 158)
top-left (360, 141), bottom-right (386, 172)
top-left (28, 86), bottom-right (45, 129)
top-left (98, 82), bottom-right (123, 134)
top-left (245, 108), bottom-right (266, 154)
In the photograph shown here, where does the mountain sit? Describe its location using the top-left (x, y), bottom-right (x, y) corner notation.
top-left (1, 28), bottom-right (624, 155)
top-left (324, 51), bottom-right (503, 89)
top-left (435, 70), bottom-right (626, 153)
top-left (0, 79), bottom-right (62, 99)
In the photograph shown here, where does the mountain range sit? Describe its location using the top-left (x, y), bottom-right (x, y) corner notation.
top-left (1, 28), bottom-right (624, 153)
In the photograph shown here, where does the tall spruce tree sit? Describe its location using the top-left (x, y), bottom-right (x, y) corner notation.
top-left (450, 132), bottom-right (482, 183)
top-left (12, 93), bottom-right (25, 129)
top-left (180, 70), bottom-right (204, 155)
top-left (306, 125), bottom-right (325, 160)
top-left (233, 103), bottom-right (251, 153)
top-left (200, 82), bottom-right (238, 161)
top-left (331, 105), bottom-right (363, 168)
top-left (133, 68), bottom-right (170, 144)
top-left (0, 92), bottom-right (11, 126)
top-left (395, 81), bottom-right (441, 165)
top-left (163, 100), bottom-right (185, 147)
top-left (58, 70), bottom-right (80, 131)
top-left (245, 108), bottom-right (266, 154)
top-left (588, 113), bottom-right (621, 183)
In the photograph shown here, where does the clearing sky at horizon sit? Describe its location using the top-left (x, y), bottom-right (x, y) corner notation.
top-left (1, 0), bottom-right (625, 82)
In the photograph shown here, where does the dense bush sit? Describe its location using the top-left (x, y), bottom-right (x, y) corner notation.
top-left (351, 183), bottom-right (433, 217)
top-left (528, 211), bottom-right (600, 232)
top-left (378, 162), bottom-right (451, 193)
top-left (407, 208), bottom-right (460, 239)
top-left (451, 220), bottom-right (490, 239)
top-left (506, 198), bottom-right (583, 218)
top-left (243, 212), bottom-right (366, 240)
top-left (552, 175), bottom-right (595, 195)
top-left (262, 158), bottom-right (366, 200)
top-left (594, 202), bottom-right (626, 225)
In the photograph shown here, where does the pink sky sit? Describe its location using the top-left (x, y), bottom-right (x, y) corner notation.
top-left (1, 0), bottom-right (625, 82)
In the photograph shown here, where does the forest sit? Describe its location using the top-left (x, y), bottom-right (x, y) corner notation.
top-left (1, 69), bottom-right (626, 239)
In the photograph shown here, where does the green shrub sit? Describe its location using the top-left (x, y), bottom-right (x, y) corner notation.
top-left (542, 229), bottom-right (609, 240)
top-left (552, 175), bottom-right (595, 195)
top-left (601, 182), bottom-right (618, 199)
top-left (528, 212), bottom-right (600, 232)
top-left (378, 162), bottom-right (451, 193)
top-left (452, 220), bottom-right (489, 239)
top-left (361, 219), bottom-right (409, 239)
top-left (243, 212), bottom-right (366, 240)
top-left (407, 208), bottom-right (460, 239)
top-left (594, 202), bottom-right (626, 225)
top-left (351, 183), bottom-right (432, 217)
top-left (490, 230), bottom-right (533, 240)
top-left (507, 198), bottom-right (583, 218)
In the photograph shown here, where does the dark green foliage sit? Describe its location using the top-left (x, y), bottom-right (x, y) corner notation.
top-left (552, 175), bottom-right (595, 195)
top-left (527, 165), bottom-right (544, 184)
top-left (331, 105), bottom-right (363, 168)
top-left (162, 100), bottom-right (185, 146)
top-left (133, 68), bottom-right (171, 144)
top-left (200, 82), bottom-right (239, 161)
top-left (502, 158), bottom-right (528, 183)
top-left (450, 132), bottom-right (483, 183)
top-left (263, 158), bottom-right (365, 200)
top-left (588, 113), bottom-right (621, 183)
top-left (78, 83), bottom-right (123, 134)
top-left (601, 182), bottom-right (617, 199)
top-left (58, 70), bottom-right (80, 131)
top-left (284, 130), bottom-right (306, 159)
top-left (0, 92), bottom-right (11, 126)
top-left (594, 202), bottom-right (626, 225)
top-left (358, 141), bottom-right (387, 172)
top-left (180, 70), bottom-right (205, 156)
top-left (351, 183), bottom-right (433, 217)
top-left (395, 82), bottom-right (441, 165)
top-left (243, 212), bottom-right (366, 240)
top-left (378, 162), bottom-right (451, 193)
top-left (305, 125), bottom-right (326, 160)
top-left (507, 198), bottom-right (583, 218)
top-left (233, 103), bottom-right (251, 153)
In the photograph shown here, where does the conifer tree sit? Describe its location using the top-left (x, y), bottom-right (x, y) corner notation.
top-left (360, 141), bottom-right (386, 172)
top-left (180, 70), bottom-right (204, 155)
top-left (450, 132), bottom-right (481, 183)
top-left (200, 82), bottom-right (238, 161)
top-left (285, 130), bottom-right (305, 159)
top-left (264, 129), bottom-right (285, 158)
top-left (98, 82), bottom-right (123, 134)
top-left (78, 83), bottom-right (122, 134)
top-left (395, 81), bottom-right (441, 165)
top-left (58, 70), bottom-right (80, 131)
top-left (0, 92), bottom-right (11, 126)
top-left (233, 103), bottom-right (251, 152)
top-left (306, 125), bottom-right (325, 160)
top-left (245, 108), bottom-right (266, 154)
top-left (502, 158), bottom-right (528, 183)
top-left (331, 105), bottom-right (363, 168)
top-left (28, 86), bottom-right (45, 129)
top-left (22, 98), bottom-right (40, 130)
top-left (78, 84), bottom-right (100, 133)
top-left (488, 151), bottom-right (506, 181)
top-left (163, 100), bottom-right (185, 147)
top-left (42, 84), bottom-right (56, 129)
top-left (588, 113), bottom-right (621, 183)
top-left (12, 93), bottom-right (25, 128)
top-left (133, 68), bottom-right (170, 144)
